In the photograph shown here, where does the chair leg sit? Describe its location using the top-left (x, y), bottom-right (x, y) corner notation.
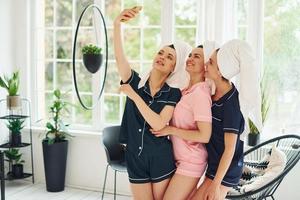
top-left (101, 164), bottom-right (109, 200)
top-left (114, 170), bottom-right (117, 200)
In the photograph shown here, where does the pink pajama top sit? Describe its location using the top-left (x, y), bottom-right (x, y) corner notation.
top-left (170, 82), bottom-right (212, 177)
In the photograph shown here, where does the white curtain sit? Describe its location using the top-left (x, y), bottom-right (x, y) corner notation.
top-left (246, 0), bottom-right (264, 133)
top-left (161, 0), bottom-right (174, 45)
top-left (202, 0), bottom-right (237, 45)
top-left (161, 0), bottom-right (238, 46)
top-left (247, 0), bottom-right (264, 75)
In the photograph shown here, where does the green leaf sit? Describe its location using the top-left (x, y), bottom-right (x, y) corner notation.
top-left (0, 76), bottom-right (8, 89)
top-left (54, 89), bottom-right (61, 98)
top-left (46, 122), bottom-right (55, 130)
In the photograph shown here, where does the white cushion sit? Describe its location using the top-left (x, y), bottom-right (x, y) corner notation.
top-left (228, 144), bottom-right (287, 195)
top-left (240, 144), bottom-right (286, 193)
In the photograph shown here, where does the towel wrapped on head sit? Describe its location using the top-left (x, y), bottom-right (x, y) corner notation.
top-left (138, 40), bottom-right (192, 90)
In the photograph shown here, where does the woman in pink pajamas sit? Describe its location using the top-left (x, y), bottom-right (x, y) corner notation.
top-left (151, 45), bottom-right (212, 200)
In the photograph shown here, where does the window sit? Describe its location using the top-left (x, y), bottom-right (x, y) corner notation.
top-left (102, 0), bottom-right (162, 125)
top-left (43, 0), bottom-right (95, 129)
top-left (236, 0), bottom-right (248, 40)
top-left (39, 0), bottom-right (164, 130)
top-left (174, 0), bottom-right (198, 46)
top-left (263, 0), bottom-right (300, 135)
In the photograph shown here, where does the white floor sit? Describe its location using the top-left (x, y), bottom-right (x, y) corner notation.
top-left (4, 180), bottom-right (132, 200)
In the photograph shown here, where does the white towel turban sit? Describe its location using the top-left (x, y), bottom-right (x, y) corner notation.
top-left (217, 39), bottom-right (262, 138)
top-left (138, 40), bottom-right (192, 90)
top-left (203, 40), bottom-right (219, 95)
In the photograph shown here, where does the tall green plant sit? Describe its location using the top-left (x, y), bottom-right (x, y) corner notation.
top-left (44, 89), bottom-right (73, 145)
top-left (0, 71), bottom-right (20, 96)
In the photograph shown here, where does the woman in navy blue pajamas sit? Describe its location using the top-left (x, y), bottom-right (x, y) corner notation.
top-left (192, 47), bottom-right (245, 200)
top-left (113, 7), bottom-right (191, 200)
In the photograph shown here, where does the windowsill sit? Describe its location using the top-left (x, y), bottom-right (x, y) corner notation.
top-left (24, 126), bottom-right (102, 137)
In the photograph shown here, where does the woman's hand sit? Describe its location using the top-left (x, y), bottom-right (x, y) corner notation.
top-left (150, 126), bottom-right (175, 137)
top-left (114, 6), bottom-right (142, 25)
top-left (204, 182), bottom-right (221, 200)
top-left (120, 84), bottom-right (138, 101)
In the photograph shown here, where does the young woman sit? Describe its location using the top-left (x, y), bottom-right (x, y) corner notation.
top-left (151, 45), bottom-right (213, 200)
top-left (192, 39), bottom-right (261, 200)
top-left (113, 7), bottom-right (191, 200)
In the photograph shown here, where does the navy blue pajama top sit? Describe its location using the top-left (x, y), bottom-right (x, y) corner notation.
top-left (119, 70), bottom-right (182, 156)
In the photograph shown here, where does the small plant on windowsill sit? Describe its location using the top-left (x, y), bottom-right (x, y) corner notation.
top-left (42, 89), bottom-right (73, 192)
top-left (7, 118), bottom-right (25, 146)
top-left (82, 44), bottom-right (103, 74)
top-left (0, 70), bottom-right (21, 109)
top-left (4, 148), bottom-right (25, 178)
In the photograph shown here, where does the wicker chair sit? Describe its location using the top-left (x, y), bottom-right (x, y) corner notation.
top-left (226, 134), bottom-right (300, 200)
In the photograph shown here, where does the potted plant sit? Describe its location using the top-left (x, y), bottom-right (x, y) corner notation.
top-left (248, 71), bottom-right (271, 146)
top-left (248, 119), bottom-right (260, 146)
top-left (42, 89), bottom-right (73, 192)
top-left (82, 44), bottom-right (102, 74)
top-left (7, 118), bottom-right (25, 146)
top-left (4, 148), bottom-right (25, 178)
top-left (0, 71), bottom-right (21, 109)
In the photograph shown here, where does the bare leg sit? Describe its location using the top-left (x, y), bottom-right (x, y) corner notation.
top-left (152, 178), bottom-right (171, 200)
top-left (164, 173), bottom-right (199, 200)
top-left (131, 183), bottom-right (154, 200)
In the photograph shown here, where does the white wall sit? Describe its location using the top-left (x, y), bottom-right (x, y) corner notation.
top-left (0, 0), bottom-right (15, 143)
top-left (275, 164), bottom-right (300, 199)
top-left (0, 0), bottom-right (30, 98)
top-left (13, 0), bottom-right (31, 98)
top-left (0, 0), bottom-right (14, 85)
top-left (0, 0), bottom-right (30, 99)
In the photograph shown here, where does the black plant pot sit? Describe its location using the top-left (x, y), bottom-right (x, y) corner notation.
top-left (248, 133), bottom-right (260, 146)
top-left (82, 53), bottom-right (103, 74)
top-left (43, 140), bottom-right (68, 192)
top-left (12, 164), bottom-right (23, 178)
top-left (10, 133), bottom-right (22, 146)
